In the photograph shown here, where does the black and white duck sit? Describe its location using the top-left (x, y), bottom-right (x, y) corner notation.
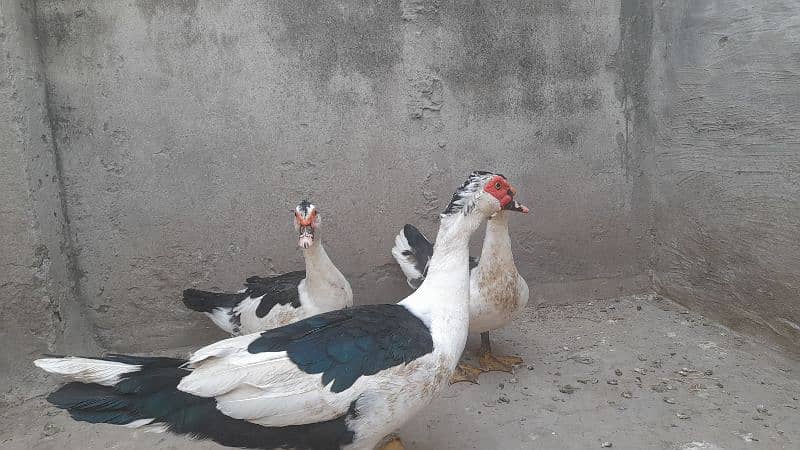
top-left (392, 182), bottom-right (530, 383)
top-left (182, 200), bottom-right (352, 335)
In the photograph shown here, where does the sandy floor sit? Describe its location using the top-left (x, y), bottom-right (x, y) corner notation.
top-left (2, 294), bottom-right (798, 450)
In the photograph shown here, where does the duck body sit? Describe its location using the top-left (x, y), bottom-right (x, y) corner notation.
top-left (393, 211), bottom-right (528, 335)
top-left (37, 300), bottom-right (453, 450)
top-left (467, 212), bottom-right (529, 334)
top-left (36, 218), bottom-right (472, 450)
top-left (183, 201), bottom-right (352, 336)
top-left (392, 209), bottom-right (529, 380)
top-left (183, 271), bottom-right (306, 335)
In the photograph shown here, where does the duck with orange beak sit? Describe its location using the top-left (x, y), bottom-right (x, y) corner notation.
top-left (182, 200), bottom-right (352, 336)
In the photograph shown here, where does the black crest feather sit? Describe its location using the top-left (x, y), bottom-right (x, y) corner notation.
top-left (442, 171), bottom-right (502, 215)
top-left (297, 199), bottom-right (314, 215)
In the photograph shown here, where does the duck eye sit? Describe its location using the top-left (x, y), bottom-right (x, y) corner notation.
top-left (494, 182), bottom-right (502, 190)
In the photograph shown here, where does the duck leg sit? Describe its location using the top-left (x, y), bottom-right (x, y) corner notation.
top-left (478, 332), bottom-right (522, 372)
top-left (449, 361), bottom-right (483, 384)
top-left (377, 433), bottom-right (406, 450)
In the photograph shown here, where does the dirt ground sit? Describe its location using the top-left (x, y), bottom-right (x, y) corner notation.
top-left (2, 294), bottom-right (798, 450)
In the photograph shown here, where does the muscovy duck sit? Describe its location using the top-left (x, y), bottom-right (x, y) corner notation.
top-left (35, 171), bottom-right (522, 450)
top-left (182, 200), bottom-right (352, 335)
top-left (392, 198), bottom-right (529, 383)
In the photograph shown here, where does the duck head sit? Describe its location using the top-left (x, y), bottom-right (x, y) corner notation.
top-left (442, 171), bottom-right (528, 217)
top-left (294, 200), bottom-right (319, 249)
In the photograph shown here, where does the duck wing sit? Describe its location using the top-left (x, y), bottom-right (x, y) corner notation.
top-left (180, 303), bottom-right (434, 426)
top-left (182, 271), bottom-right (307, 334)
top-left (391, 224), bottom-right (477, 289)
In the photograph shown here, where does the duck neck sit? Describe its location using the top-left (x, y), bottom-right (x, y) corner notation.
top-left (400, 211), bottom-right (484, 367)
top-left (478, 211), bottom-right (515, 270)
top-left (302, 237), bottom-right (348, 307)
top-left (422, 213), bottom-right (482, 289)
top-left (404, 211), bottom-right (484, 313)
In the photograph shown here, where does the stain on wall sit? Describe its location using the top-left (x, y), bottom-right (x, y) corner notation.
top-left (0, 0), bottom-right (97, 404)
top-left (272, 0), bottom-right (403, 84)
top-left (614, 0), bottom-right (654, 180)
top-left (438, 0), bottom-right (549, 115)
top-left (651, 0), bottom-right (800, 352)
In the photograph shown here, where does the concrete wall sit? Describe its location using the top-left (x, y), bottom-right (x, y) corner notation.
top-left (0, 0), bottom-right (96, 404)
top-left (651, 0), bottom-right (800, 352)
top-left (25, 0), bottom-right (650, 355)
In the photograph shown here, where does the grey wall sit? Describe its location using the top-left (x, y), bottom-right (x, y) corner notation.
top-left (651, 0), bottom-right (800, 351)
top-left (0, 0), bottom-right (97, 404)
top-left (27, 0), bottom-right (650, 355)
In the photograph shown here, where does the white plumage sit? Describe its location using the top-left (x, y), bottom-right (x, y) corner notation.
top-left (33, 357), bottom-right (141, 386)
top-left (467, 211), bottom-right (529, 334)
top-left (183, 201), bottom-right (352, 336)
top-left (391, 202), bottom-right (530, 382)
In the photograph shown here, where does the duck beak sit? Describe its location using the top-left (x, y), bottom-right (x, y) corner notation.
top-left (502, 185), bottom-right (529, 213)
top-left (298, 226), bottom-right (314, 249)
top-left (295, 209), bottom-right (317, 248)
top-left (503, 199), bottom-right (530, 213)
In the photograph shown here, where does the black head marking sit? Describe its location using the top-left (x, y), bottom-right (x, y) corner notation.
top-left (297, 200), bottom-right (314, 215)
top-left (442, 171), bottom-right (497, 215)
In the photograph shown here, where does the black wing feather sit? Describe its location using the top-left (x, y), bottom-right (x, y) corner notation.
top-left (244, 271), bottom-right (305, 317)
top-left (248, 304), bottom-right (434, 393)
top-left (46, 354), bottom-right (358, 450)
top-left (402, 224), bottom-right (434, 278)
top-left (403, 224), bottom-right (478, 288)
top-left (182, 271), bottom-right (305, 318)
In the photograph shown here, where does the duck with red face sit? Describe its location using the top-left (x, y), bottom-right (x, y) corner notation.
top-left (392, 172), bottom-right (531, 383)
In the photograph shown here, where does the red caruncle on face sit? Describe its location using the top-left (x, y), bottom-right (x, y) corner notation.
top-left (483, 175), bottom-right (514, 207)
top-left (295, 210), bottom-right (317, 227)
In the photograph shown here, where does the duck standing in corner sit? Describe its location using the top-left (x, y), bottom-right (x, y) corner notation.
top-left (182, 200), bottom-right (352, 335)
top-left (392, 190), bottom-right (530, 383)
top-left (35, 171), bottom-right (523, 450)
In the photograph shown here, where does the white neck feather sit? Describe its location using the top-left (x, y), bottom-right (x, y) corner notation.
top-left (478, 211), bottom-right (516, 271)
top-left (401, 211), bottom-right (485, 364)
top-left (302, 238), bottom-right (350, 309)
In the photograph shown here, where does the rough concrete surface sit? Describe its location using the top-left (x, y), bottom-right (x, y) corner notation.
top-left (2, 295), bottom-right (798, 449)
top-left (0, 0), bottom-right (96, 405)
top-left (650, 0), bottom-right (800, 351)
